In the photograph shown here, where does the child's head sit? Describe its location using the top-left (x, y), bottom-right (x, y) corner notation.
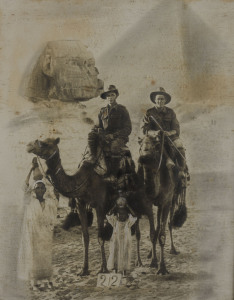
top-left (116, 196), bottom-right (128, 222)
top-left (116, 196), bottom-right (127, 208)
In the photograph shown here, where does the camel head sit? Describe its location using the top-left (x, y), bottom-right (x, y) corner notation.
top-left (27, 137), bottom-right (60, 160)
top-left (139, 133), bottom-right (160, 157)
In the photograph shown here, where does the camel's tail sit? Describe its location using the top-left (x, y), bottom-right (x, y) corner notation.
top-left (172, 177), bottom-right (188, 228)
top-left (62, 211), bottom-right (81, 230)
top-left (172, 203), bottom-right (187, 228)
top-left (102, 222), bottom-right (113, 241)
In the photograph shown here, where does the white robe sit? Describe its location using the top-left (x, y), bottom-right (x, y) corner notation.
top-left (17, 185), bottom-right (58, 281)
top-left (106, 214), bottom-right (137, 272)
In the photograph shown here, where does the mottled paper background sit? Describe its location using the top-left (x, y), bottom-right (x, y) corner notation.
top-left (0, 0), bottom-right (233, 299)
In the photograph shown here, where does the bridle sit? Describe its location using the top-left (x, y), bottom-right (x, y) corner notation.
top-left (139, 132), bottom-right (165, 173)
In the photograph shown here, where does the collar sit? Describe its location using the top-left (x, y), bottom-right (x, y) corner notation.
top-left (154, 106), bottom-right (167, 113)
top-left (107, 103), bottom-right (118, 111)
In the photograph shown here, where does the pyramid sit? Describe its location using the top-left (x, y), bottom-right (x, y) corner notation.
top-left (97, 0), bottom-right (229, 110)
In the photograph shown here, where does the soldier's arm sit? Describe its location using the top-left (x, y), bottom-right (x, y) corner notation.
top-left (171, 110), bottom-right (180, 136)
top-left (97, 112), bottom-right (104, 129)
top-left (113, 108), bottom-right (132, 139)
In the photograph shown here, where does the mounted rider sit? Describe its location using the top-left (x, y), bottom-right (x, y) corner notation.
top-left (142, 87), bottom-right (188, 178)
top-left (87, 85), bottom-right (133, 183)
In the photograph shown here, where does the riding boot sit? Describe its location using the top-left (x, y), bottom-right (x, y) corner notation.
top-left (87, 131), bottom-right (99, 164)
top-left (163, 149), bottom-right (175, 170)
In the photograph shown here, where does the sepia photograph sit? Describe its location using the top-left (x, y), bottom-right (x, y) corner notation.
top-left (0, 0), bottom-right (233, 299)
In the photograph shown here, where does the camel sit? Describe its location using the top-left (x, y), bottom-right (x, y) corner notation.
top-left (27, 136), bottom-right (185, 276)
top-left (27, 137), bottom-right (112, 276)
top-left (136, 133), bottom-right (185, 274)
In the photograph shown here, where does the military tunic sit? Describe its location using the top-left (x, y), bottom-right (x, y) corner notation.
top-left (88, 103), bottom-right (132, 161)
top-left (142, 106), bottom-right (180, 140)
top-left (98, 104), bottom-right (132, 142)
top-left (142, 105), bottom-right (187, 171)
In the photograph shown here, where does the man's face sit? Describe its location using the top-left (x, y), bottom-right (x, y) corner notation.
top-left (34, 183), bottom-right (46, 200)
top-left (155, 94), bottom-right (166, 108)
top-left (106, 92), bottom-right (117, 106)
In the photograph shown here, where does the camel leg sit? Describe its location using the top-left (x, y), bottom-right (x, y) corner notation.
top-left (157, 203), bottom-right (170, 275)
top-left (168, 195), bottom-right (180, 255)
top-left (150, 206), bottom-right (161, 268)
top-left (145, 203), bottom-right (155, 259)
top-left (77, 201), bottom-right (90, 276)
top-left (96, 207), bottom-right (109, 274)
top-left (135, 218), bottom-right (143, 267)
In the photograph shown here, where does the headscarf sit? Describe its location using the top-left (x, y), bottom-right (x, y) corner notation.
top-left (33, 180), bottom-right (45, 189)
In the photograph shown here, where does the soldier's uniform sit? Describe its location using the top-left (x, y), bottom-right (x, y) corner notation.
top-left (88, 85), bottom-right (132, 177)
top-left (98, 103), bottom-right (132, 150)
top-left (142, 88), bottom-right (187, 173)
top-left (142, 106), bottom-right (180, 140)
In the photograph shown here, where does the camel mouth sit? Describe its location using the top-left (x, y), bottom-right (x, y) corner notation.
top-left (26, 142), bottom-right (35, 153)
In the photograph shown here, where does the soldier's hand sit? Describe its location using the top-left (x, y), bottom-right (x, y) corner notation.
top-left (91, 125), bottom-right (98, 132)
top-left (164, 130), bottom-right (176, 137)
top-left (97, 128), bottom-right (104, 134)
top-left (147, 130), bottom-right (160, 138)
top-left (105, 134), bottom-right (114, 141)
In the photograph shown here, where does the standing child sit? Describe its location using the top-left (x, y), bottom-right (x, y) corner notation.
top-left (106, 194), bottom-right (137, 276)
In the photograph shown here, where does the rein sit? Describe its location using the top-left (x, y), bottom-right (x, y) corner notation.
top-left (156, 132), bottom-right (164, 173)
top-left (149, 115), bottom-right (186, 160)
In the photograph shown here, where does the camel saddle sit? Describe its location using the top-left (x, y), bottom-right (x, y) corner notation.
top-left (92, 145), bottom-right (136, 190)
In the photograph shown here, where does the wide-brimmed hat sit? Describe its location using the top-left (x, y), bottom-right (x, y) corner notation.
top-left (100, 85), bottom-right (119, 99)
top-left (150, 87), bottom-right (171, 104)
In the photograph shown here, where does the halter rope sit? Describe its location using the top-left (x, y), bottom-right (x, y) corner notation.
top-left (149, 115), bottom-right (186, 160)
top-left (156, 131), bottom-right (164, 173)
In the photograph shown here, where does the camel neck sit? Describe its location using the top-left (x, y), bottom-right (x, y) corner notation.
top-left (46, 151), bottom-right (61, 172)
top-left (45, 150), bottom-right (91, 198)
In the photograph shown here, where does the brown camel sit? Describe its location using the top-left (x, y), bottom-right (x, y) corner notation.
top-left (27, 137), bottom-right (111, 276)
top-left (136, 133), bottom-right (182, 274)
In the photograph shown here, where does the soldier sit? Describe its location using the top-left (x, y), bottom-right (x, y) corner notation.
top-left (87, 85), bottom-right (132, 178)
top-left (142, 87), bottom-right (188, 178)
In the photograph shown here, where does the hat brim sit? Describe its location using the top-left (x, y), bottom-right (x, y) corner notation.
top-left (150, 91), bottom-right (171, 104)
top-left (100, 90), bottom-right (119, 99)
